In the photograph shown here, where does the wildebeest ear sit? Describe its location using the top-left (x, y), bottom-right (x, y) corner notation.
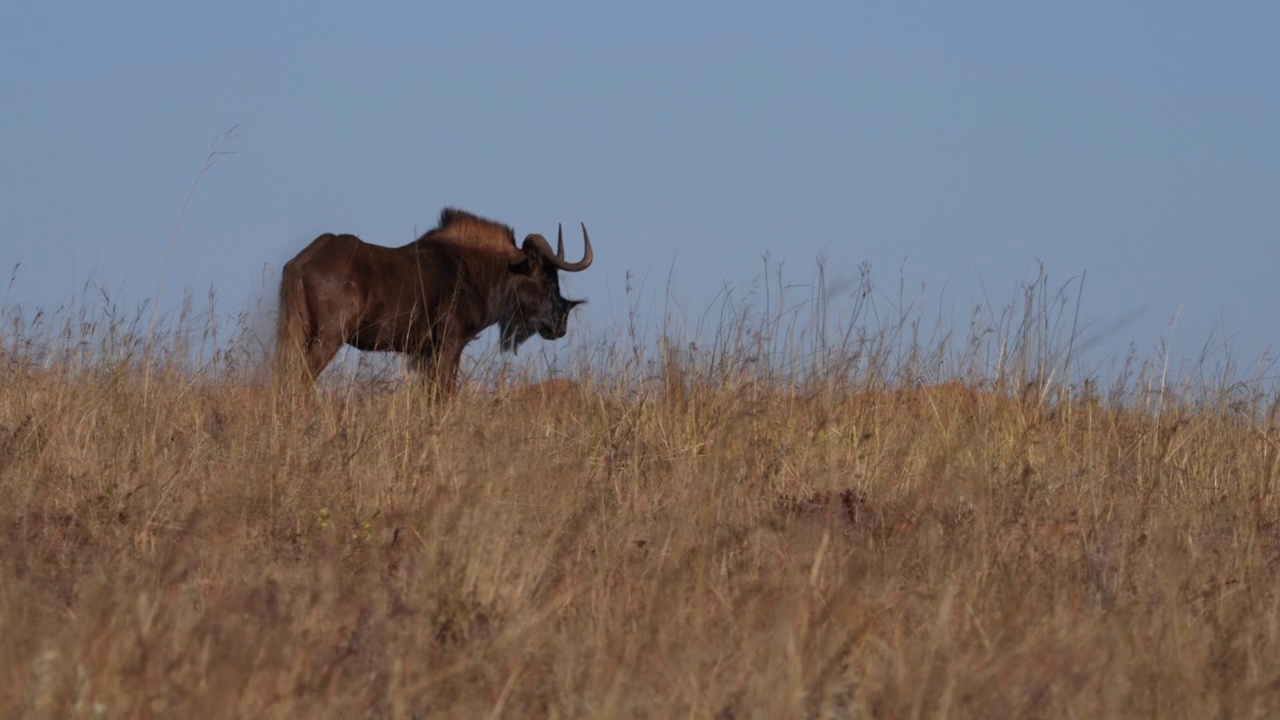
top-left (508, 258), bottom-right (533, 275)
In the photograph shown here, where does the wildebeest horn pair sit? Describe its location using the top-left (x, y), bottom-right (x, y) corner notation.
top-left (522, 223), bottom-right (593, 272)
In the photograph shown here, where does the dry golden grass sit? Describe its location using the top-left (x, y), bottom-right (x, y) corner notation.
top-left (4, 283), bottom-right (1280, 718)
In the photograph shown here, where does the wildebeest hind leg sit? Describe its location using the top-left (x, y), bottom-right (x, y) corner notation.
top-left (304, 330), bottom-right (343, 385)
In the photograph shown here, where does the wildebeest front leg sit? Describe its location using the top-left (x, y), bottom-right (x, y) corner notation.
top-left (408, 351), bottom-right (447, 398)
top-left (410, 343), bottom-right (465, 397)
top-left (436, 342), bottom-right (467, 396)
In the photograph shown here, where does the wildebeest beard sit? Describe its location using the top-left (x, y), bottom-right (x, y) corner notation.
top-left (499, 317), bottom-right (537, 353)
top-left (498, 298), bottom-right (583, 353)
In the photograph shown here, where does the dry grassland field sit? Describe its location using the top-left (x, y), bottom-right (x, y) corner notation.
top-left (3, 273), bottom-right (1280, 718)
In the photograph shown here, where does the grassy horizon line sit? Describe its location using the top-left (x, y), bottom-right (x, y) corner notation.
top-left (3, 258), bottom-right (1280, 717)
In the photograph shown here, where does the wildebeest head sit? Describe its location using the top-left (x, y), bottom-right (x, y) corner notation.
top-left (499, 222), bottom-right (593, 352)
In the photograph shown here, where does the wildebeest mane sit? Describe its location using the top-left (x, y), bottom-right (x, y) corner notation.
top-left (418, 208), bottom-right (519, 253)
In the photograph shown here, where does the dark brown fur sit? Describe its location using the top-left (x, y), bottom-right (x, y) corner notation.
top-left (276, 208), bottom-right (591, 394)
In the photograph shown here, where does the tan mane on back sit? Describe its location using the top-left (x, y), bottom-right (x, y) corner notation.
top-left (418, 208), bottom-right (519, 254)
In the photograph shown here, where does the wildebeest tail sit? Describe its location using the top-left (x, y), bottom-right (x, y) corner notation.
top-left (274, 259), bottom-right (310, 383)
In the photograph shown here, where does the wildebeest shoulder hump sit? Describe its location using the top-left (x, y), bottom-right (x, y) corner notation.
top-left (423, 208), bottom-right (518, 252)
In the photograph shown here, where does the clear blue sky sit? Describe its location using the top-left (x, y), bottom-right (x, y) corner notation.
top-left (2, 2), bottom-right (1276, 382)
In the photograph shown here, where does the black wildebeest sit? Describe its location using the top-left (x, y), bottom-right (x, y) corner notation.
top-left (275, 208), bottom-right (593, 394)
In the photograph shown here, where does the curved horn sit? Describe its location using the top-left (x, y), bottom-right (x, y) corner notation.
top-left (524, 222), bottom-right (593, 272)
